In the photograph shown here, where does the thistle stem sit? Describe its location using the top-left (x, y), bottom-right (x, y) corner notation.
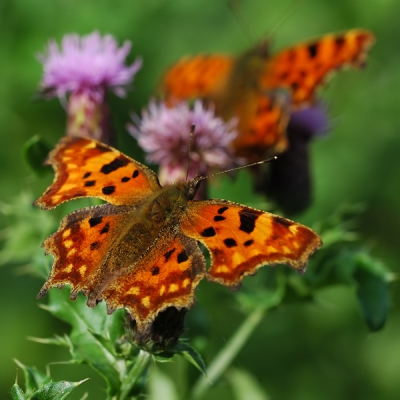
top-left (189, 303), bottom-right (267, 400)
top-left (119, 349), bottom-right (151, 400)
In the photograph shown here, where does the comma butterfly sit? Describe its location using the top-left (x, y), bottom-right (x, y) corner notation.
top-left (35, 136), bottom-right (322, 339)
top-left (160, 29), bottom-right (375, 161)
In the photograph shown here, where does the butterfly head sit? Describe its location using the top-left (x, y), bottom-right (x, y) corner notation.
top-left (180, 175), bottom-right (205, 201)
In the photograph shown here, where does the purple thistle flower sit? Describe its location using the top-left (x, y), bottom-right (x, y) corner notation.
top-left (129, 101), bottom-right (238, 185)
top-left (38, 31), bottom-right (142, 143)
top-left (38, 31), bottom-right (142, 100)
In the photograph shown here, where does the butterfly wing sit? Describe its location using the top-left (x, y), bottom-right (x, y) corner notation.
top-left (231, 91), bottom-right (290, 160)
top-left (101, 233), bottom-right (206, 339)
top-left (37, 203), bottom-right (135, 300)
top-left (261, 29), bottom-right (375, 106)
top-left (38, 200), bottom-right (206, 339)
top-left (34, 136), bottom-right (161, 209)
top-left (179, 200), bottom-right (322, 289)
top-left (160, 54), bottom-right (234, 102)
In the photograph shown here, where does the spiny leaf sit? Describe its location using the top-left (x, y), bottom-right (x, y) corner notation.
top-left (42, 290), bottom-right (125, 396)
top-left (172, 341), bottom-right (207, 376)
top-left (11, 383), bottom-right (26, 400)
top-left (30, 379), bottom-right (88, 400)
top-left (14, 360), bottom-right (50, 396)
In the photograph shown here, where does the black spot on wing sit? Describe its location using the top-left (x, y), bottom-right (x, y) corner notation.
top-left (164, 248), bottom-right (175, 261)
top-left (100, 157), bottom-right (130, 174)
top-left (90, 241), bottom-right (100, 250)
top-left (307, 43), bottom-right (318, 58)
top-left (336, 36), bottom-right (345, 47)
top-left (218, 206), bottom-right (229, 214)
top-left (273, 216), bottom-right (292, 228)
top-left (244, 239), bottom-right (254, 247)
top-left (84, 180), bottom-right (96, 187)
top-left (100, 222), bottom-right (110, 234)
top-left (177, 249), bottom-right (189, 263)
top-left (214, 215), bottom-right (226, 222)
top-left (201, 227), bottom-right (216, 237)
top-left (121, 177), bottom-right (130, 182)
top-left (224, 238), bottom-right (237, 248)
top-left (83, 172), bottom-right (91, 178)
top-left (96, 143), bottom-right (111, 152)
top-left (152, 266), bottom-right (160, 276)
top-left (89, 216), bottom-right (103, 227)
top-left (102, 186), bottom-right (115, 195)
top-left (132, 170), bottom-right (139, 178)
top-left (239, 209), bottom-right (261, 234)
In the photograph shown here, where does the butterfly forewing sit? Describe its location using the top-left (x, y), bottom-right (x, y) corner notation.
top-left (161, 55), bottom-right (234, 102)
top-left (179, 200), bottom-right (322, 289)
top-left (261, 29), bottom-right (375, 106)
top-left (35, 136), bottom-right (161, 209)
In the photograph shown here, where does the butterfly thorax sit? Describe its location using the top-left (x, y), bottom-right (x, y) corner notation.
top-left (88, 182), bottom-right (198, 300)
top-left (142, 179), bottom-right (200, 224)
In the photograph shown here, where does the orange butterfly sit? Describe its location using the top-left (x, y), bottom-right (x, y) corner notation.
top-left (35, 136), bottom-right (322, 340)
top-left (160, 29), bottom-right (375, 161)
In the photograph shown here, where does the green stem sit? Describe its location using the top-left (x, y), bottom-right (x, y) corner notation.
top-left (119, 349), bottom-right (151, 400)
top-left (189, 303), bottom-right (267, 400)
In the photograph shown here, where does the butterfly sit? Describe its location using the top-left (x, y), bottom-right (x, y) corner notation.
top-left (160, 29), bottom-right (375, 161)
top-left (35, 136), bottom-right (322, 340)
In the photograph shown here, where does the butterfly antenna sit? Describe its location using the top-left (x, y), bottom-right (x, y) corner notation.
top-left (186, 124), bottom-right (196, 182)
top-left (228, 0), bottom-right (255, 43)
top-left (266, 0), bottom-right (304, 40)
top-left (199, 156), bottom-right (278, 183)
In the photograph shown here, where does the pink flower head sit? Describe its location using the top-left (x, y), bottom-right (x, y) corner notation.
top-left (38, 31), bottom-right (142, 100)
top-left (129, 101), bottom-right (239, 184)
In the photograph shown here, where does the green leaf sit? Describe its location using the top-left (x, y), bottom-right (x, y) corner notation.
top-left (227, 368), bottom-right (270, 400)
top-left (236, 268), bottom-right (286, 311)
top-left (22, 135), bottom-right (51, 176)
top-left (11, 383), bottom-right (26, 400)
top-left (353, 253), bottom-right (390, 331)
top-left (43, 290), bottom-right (125, 396)
top-left (148, 366), bottom-right (178, 400)
top-left (172, 341), bottom-right (207, 376)
top-left (0, 192), bottom-right (55, 271)
top-left (30, 379), bottom-right (88, 400)
top-left (14, 360), bottom-right (50, 396)
top-left (27, 335), bottom-right (70, 347)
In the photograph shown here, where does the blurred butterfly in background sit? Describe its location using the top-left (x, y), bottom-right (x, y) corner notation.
top-left (159, 29), bottom-right (375, 214)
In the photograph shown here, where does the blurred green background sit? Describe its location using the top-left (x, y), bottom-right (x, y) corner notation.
top-left (1, 0), bottom-right (399, 399)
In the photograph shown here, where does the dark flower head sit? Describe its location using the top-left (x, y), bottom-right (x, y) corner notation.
top-left (289, 103), bottom-right (330, 139)
top-left (261, 102), bottom-right (330, 215)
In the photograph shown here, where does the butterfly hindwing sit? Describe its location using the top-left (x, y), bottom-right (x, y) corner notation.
top-left (37, 203), bottom-right (134, 300)
top-left (35, 136), bottom-right (161, 209)
top-left (101, 232), bottom-right (206, 337)
top-left (179, 200), bottom-right (322, 289)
